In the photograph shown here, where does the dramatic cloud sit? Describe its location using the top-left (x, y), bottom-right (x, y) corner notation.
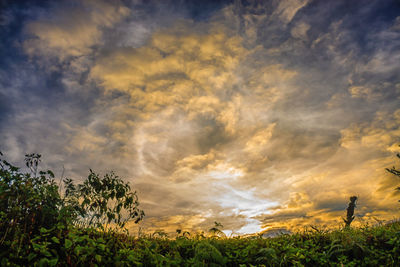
top-left (1, 0), bottom-right (400, 235)
top-left (24, 0), bottom-right (130, 60)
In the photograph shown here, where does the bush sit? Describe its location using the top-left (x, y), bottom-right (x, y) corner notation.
top-left (0, 153), bottom-right (62, 241)
top-left (74, 170), bottom-right (145, 231)
top-left (0, 152), bottom-right (144, 265)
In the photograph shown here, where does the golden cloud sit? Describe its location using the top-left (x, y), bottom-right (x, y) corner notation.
top-left (24, 0), bottom-right (129, 61)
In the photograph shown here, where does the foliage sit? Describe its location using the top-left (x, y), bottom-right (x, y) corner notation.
top-left (193, 242), bottom-right (226, 266)
top-left (209, 221), bottom-right (226, 238)
top-left (0, 152), bottom-right (62, 249)
top-left (3, 217), bottom-right (400, 266)
top-left (0, 152), bottom-right (144, 265)
top-left (75, 170), bottom-right (144, 231)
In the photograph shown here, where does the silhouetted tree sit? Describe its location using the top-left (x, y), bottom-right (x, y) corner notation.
top-left (343, 196), bottom-right (357, 228)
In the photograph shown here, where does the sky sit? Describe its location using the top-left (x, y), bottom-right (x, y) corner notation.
top-left (1, 0), bottom-right (400, 235)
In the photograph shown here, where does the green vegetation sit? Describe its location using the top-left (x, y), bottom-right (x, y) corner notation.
top-left (0, 152), bottom-right (144, 266)
top-left (1, 152), bottom-right (400, 266)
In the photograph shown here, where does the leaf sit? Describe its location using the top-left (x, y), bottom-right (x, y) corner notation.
top-left (74, 246), bottom-right (83, 256)
top-left (27, 253), bottom-right (36, 261)
top-left (32, 243), bottom-right (41, 251)
top-left (41, 249), bottom-right (52, 258)
top-left (51, 237), bottom-right (60, 244)
top-left (48, 258), bottom-right (58, 266)
top-left (38, 258), bottom-right (49, 267)
top-left (47, 170), bottom-right (55, 178)
top-left (95, 254), bottom-right (102, 262)
top-left (65, 239), bottom-right (73, 249)
top-left (97, 244), bottom-right (106, 251)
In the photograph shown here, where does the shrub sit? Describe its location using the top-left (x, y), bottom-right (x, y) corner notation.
top-left (74, 169), bottom-right (145, 231)
top-left (0, 151), bottom-right (144, 265)
top-left (0, 152), bottom-right (62, 241)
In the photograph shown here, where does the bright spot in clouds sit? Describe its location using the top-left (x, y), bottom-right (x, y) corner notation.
top-left (208, 164), bottom-right (243, 180)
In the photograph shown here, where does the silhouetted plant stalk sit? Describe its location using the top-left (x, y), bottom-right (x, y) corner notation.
top-left (386, 153), bottom-right (400, 202)
top-left (344, 196), bottom-right (357, 228)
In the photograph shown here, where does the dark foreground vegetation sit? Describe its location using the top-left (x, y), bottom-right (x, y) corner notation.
top-left (1, 152), bottom-right (400, 266)
top-left (3, 220), bottom-right (400, 266)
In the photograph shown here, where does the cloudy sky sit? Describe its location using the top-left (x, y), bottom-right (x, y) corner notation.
top-left (1, 0), bottom-right (400, 235)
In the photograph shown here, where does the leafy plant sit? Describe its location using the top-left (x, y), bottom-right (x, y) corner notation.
top-left (0, 151), bottom-right (145, 265)
top-left (0, 152), bottom-right (61, 240)
top-left (209, 221), bottom-right (226, 237)
top-left (193, 241), bottom-right (225, 266)
top-left (74, 170), bottom-right (145, 231)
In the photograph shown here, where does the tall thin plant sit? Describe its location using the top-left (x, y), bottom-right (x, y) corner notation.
top-left (343, 196), bottom-right (357, 228)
